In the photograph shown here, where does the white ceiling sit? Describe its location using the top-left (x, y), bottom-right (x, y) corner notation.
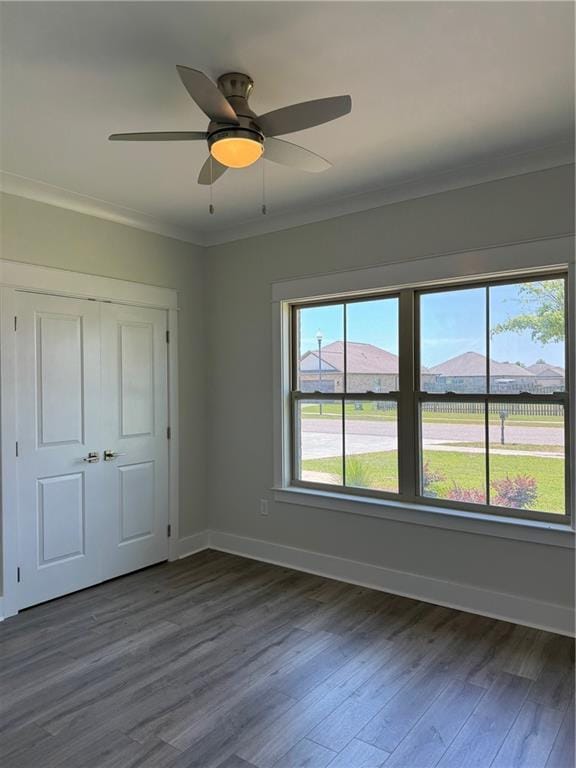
top-left (1, 1), bottom-right (574, 245)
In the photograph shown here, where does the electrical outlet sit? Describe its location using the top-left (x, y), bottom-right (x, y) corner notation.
top-left (260, 499), bottom-right (269, 517)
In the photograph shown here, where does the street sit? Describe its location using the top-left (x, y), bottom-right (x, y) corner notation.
top-left (300, 417), bottom-right (563, 459)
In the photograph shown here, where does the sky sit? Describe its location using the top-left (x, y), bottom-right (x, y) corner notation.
top-left (299, 281), bottom-right (565, 369)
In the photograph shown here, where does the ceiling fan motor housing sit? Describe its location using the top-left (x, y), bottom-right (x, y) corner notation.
top-left (207, 125), bottom-right (264, 149)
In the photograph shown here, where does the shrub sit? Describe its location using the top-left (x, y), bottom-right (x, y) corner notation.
top-left (422, 461), bottom-right (445, 497)
top-left (445, 485), bottom-right (486, 503)
top-left (492, 475), bottom-right (537, 509)
top-left (345, 456), bottom-right (373, 488)
top-left (444, 475), bottom-right (538, 509)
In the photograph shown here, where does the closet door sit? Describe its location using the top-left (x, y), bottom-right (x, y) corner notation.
top-left (16, 292), bottom-right (104, 609)
top-left (100, 304), bottom-right (169, 578)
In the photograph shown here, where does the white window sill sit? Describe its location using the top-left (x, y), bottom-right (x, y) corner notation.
top-left (272, 486), bottom-right (575, 549)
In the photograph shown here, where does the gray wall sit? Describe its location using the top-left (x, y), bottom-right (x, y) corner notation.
top-left (1, 192), bottom-right (207, 537)
top-left (204, 165), bottom-right (575, 610)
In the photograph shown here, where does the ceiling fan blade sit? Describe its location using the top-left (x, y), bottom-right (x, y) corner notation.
top-left (264, 138), bottom-right (331, 172)
top-left (176, 66), bottom-right (239, 125)
top-left (109, 131), bottom-right (207, 141)
top-left (258, 95), bottom-right (351, 137)
top-left (197, 156), bottom-right (228, 185)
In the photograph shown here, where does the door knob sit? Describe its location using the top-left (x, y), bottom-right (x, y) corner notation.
top-left (104, 450), bottom-right (127, 461)
top-left (82, 452), bottom-right (100, 463)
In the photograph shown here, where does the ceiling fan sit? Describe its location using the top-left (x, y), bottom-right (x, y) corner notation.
top-left (109, 67), bottom-right (352, 185)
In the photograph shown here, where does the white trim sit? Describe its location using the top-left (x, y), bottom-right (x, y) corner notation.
top-left (209, 530), bottom-right (575, 637)
top-left (3, 160), bottom-right (573, 250)
top-left (273, 487), bottom-right (574, 549)
top-left (202, 154), bottom-right (575, 246)
top-left (271, 235), bottom-right (574, 303)
top-left (272, 300), bottom-right (291, 491)
top-left (0, 262), bottom-right (179, 616)
top-left (272, 235), bottom-right (575, 541)
top-left (176, 531), bottom-right (211, 560)
top-left (0, 288), bottom-right (20, 619)
top-left (0, 259), bottom-right (178, 310)
top-left (7, 525), bottom-right (572, 635)
top-left (1, 171), bottom-right (202, 247)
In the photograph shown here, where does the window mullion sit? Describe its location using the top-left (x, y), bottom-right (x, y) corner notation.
top-left (341, 395), bottom-right (346, 487)
top-left (398, 289), bottom-right (417, 497)
top-left (484, 400), bottom-right (490, 506)
top-left (485, 287), bottom-right (490, 505)
top-left (342, 303), bottom-right (348, 485)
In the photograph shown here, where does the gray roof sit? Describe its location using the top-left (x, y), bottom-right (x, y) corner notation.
top-left (527, 362), bottom-right (565, 377)
top-left (301, 345), bottom-right (553, 379)
top-left (428, 351), bottom-right (535, 378)
top-left (301, 341), bottom-right (400, 374)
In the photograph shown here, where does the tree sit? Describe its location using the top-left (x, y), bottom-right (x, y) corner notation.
top-left (491, 280), bottom-right (564, 344)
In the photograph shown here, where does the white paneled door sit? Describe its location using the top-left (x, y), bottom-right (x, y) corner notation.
top-left (15, 292), bottom-right (169, 609)
top-left (100, 304), bottom-right (169, 579)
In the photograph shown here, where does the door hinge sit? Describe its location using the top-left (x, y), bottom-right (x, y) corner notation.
top-left (15, 441), bottom-right (19, 457)
top-left (167, 426), bottom-right (171, 440)
top-left (14, 316), bottom-right (17, 331)
top-left (167, 524), bottom-right (172, 538)
top-left (17, 567), bottom-right (21, 583)
top-left (166, 330), bottom-right (170, 344)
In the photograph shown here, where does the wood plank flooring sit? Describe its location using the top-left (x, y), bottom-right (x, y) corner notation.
top-left (1, 549), bottom-right (574, 768)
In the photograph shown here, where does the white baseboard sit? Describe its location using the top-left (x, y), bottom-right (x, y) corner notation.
top-left (205, 530), bottom-right (574, 637)
top-left (175, 531), bottom-right (211, 559)
top-left (2, 530), bottom-right (572, 635)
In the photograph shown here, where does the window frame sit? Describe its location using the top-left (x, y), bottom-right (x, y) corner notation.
top-left (290, 290), bottom-right (403, 500)
top-left (288, 269), bottom-right (571, 525)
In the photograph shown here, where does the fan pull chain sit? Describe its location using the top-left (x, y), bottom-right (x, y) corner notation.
top-left (209, 156), bottom-right (215, 215)
top-left (261, 159), bottom-right (267, 215)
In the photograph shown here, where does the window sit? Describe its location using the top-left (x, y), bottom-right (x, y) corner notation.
top-left (289, 273), bottom-right (570, 523)
top-left (293, 296), bottom-right (400, 494)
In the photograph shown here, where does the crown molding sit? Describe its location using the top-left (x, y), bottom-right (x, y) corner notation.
top-left (1, 142), bottom-right (573, 249)
top-left (202, 142), bottom-right (575, 246)
top-left (0, 171), bottom-right (204, 246)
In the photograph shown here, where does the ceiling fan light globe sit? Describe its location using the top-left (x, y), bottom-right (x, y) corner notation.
top-left (210, 136), bottom-right (263, 168)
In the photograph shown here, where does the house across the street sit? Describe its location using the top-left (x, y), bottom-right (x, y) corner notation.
top-left (300, 346), bottom-right (565, 393)
top-left (427, 351), bottom-right (536, 392)
top-left (527, 362), bottom-right (566, 391)
top-left (299, 341), bottom-right (401, 392)
top-left (299, 341), bottom-right (430, 393)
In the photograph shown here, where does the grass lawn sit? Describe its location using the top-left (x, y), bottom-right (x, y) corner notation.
top-left (302, 449), bottom-right (565, 514)
top-left (300, 402), bottom-right (563, 427)
top-left (301, 403), bottom-right (397, 421)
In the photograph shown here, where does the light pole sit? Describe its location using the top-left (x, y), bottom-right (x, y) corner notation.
top-left (316, 330), bottom-right (323, 415)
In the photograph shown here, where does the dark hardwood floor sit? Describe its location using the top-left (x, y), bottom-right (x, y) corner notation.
top-left (1, 550), bottom-right (574, 768)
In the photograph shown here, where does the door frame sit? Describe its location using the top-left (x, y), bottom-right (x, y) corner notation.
top-left (0, 259), bottom-right (180, 618)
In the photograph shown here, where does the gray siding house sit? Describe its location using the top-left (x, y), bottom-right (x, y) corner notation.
top-left (300, 341), bottom-right (436, 392)
top-left (527, 362), bottom-right (565, 391)
top-left (427, 351), bottom-right (536, 392)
